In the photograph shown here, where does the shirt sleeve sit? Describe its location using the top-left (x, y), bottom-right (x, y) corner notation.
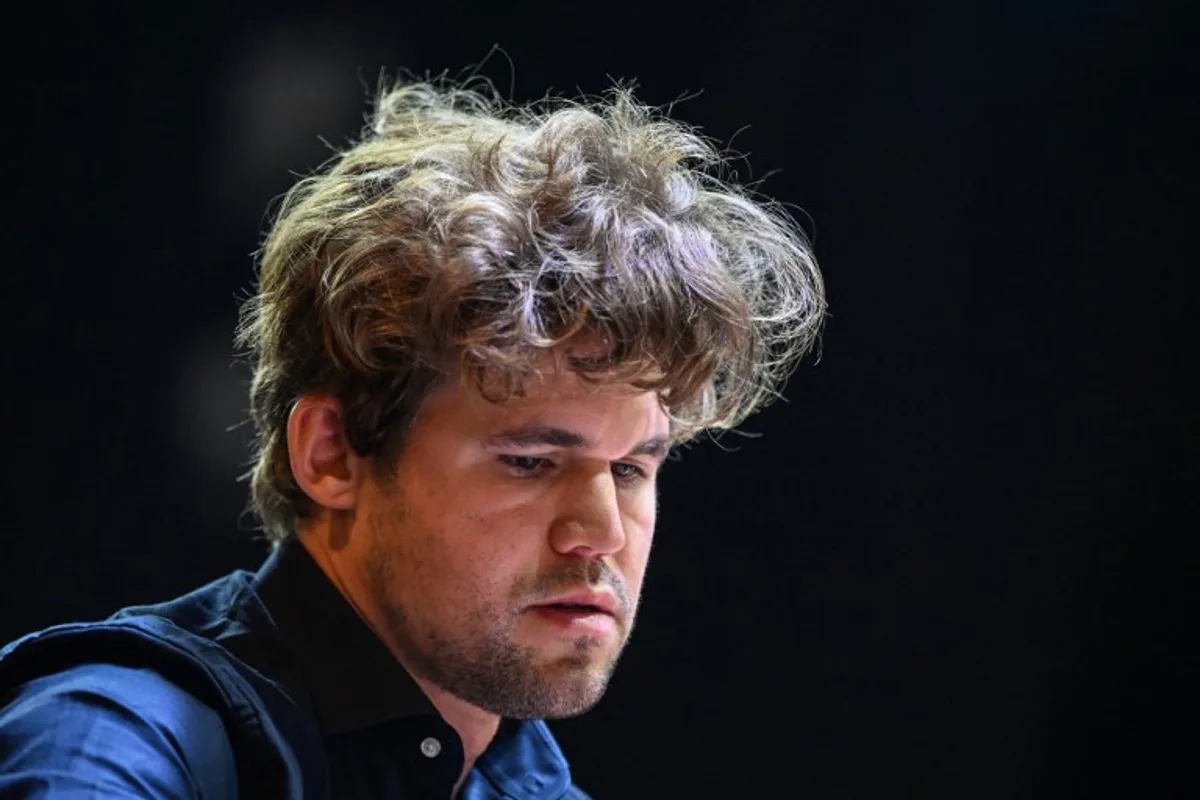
top-left (0, 662), bottom-right (238, 799)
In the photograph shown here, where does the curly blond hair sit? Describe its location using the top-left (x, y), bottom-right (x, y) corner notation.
top-left (236, 80), bottom-right (825, 544)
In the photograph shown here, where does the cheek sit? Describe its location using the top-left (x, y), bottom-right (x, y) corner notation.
top-left (425, 505), bottom-right (545, 594)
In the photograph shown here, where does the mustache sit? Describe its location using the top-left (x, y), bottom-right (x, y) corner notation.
top-left (524, 560), bottom-right (632, 614)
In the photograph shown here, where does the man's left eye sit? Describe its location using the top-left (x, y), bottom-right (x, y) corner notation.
top-left (611, 463), bottom-right (646, 481)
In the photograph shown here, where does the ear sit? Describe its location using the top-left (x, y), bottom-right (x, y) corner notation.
top-left (286, 394), bottom-right (364, 512)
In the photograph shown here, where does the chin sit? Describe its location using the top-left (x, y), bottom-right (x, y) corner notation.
top-left (532, 685), bottom-right (608, 719)
top-left (529, 660), bottom-right (614, 717)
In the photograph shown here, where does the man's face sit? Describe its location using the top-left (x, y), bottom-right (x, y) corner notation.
top-left (353, 359), bottom-right (670, 719)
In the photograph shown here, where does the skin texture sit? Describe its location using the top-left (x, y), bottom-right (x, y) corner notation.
top-left (287, 348), bottom-right (671, 781)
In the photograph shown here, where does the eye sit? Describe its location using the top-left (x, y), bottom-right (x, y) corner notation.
top-left (498, 455), bottom-right (554, 476)
top-left (611, 462), bottom-right (647, 484)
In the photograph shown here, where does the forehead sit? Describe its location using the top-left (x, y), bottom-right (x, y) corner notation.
top-left (423, 363), bottom-right (670, 446)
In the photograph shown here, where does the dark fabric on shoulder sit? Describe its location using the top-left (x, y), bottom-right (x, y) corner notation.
top-left (0, 663), bottom-right (236, 798)
top-left (0, 574), bottom-right (324, 798)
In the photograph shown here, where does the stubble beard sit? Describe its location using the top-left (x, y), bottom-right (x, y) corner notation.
top-left (363, 503), bottom-right (630, 719)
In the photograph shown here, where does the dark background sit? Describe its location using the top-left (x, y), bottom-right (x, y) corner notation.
top-left (3, 1), bottom-right (1195, 797)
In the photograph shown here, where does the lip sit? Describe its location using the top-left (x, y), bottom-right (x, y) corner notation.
top-left (533, 590), bottom-right (620, 617)
top-left (528, 605), bottom-right (619, 638)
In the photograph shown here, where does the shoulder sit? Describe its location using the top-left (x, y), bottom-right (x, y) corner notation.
top-left (0, 662), bottom-right (238, 798)
top-left (2, 661), bottom-right (231, 734)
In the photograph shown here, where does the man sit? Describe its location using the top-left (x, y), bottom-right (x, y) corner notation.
top-left (0, 80), bottom-right (824, 798)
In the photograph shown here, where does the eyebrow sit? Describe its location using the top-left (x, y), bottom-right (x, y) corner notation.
top-left (483, 424), bottom-right (672, 462)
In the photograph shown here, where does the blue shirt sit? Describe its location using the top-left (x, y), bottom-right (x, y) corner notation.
top-left (0, 541), bottom-right (590, 799)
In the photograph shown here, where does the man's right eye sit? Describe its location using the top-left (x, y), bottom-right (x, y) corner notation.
top-left (498, 455), bottom-right (554, 475)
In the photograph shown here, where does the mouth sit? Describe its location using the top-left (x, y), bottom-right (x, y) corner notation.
top-left (541, 601), bottom-right (609, 613)
top-left (528, 604), bottom-right (619, 638)
top-left (534, 590), bottom-right (621, 617)
top-left (525, 587), bottom-right (623, 639)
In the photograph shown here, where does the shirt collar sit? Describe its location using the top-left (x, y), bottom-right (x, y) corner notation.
top-left (251, 538), bottom-right (437, 734)
top-left (472, 718), bottom-right (574, 798)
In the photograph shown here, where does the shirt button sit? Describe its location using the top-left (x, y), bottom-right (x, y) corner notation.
top-left (420, 737), bottom-right (442, 758)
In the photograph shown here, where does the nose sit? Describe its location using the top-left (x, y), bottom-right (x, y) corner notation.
top-left (549, 467), bottom-right (627, 557)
